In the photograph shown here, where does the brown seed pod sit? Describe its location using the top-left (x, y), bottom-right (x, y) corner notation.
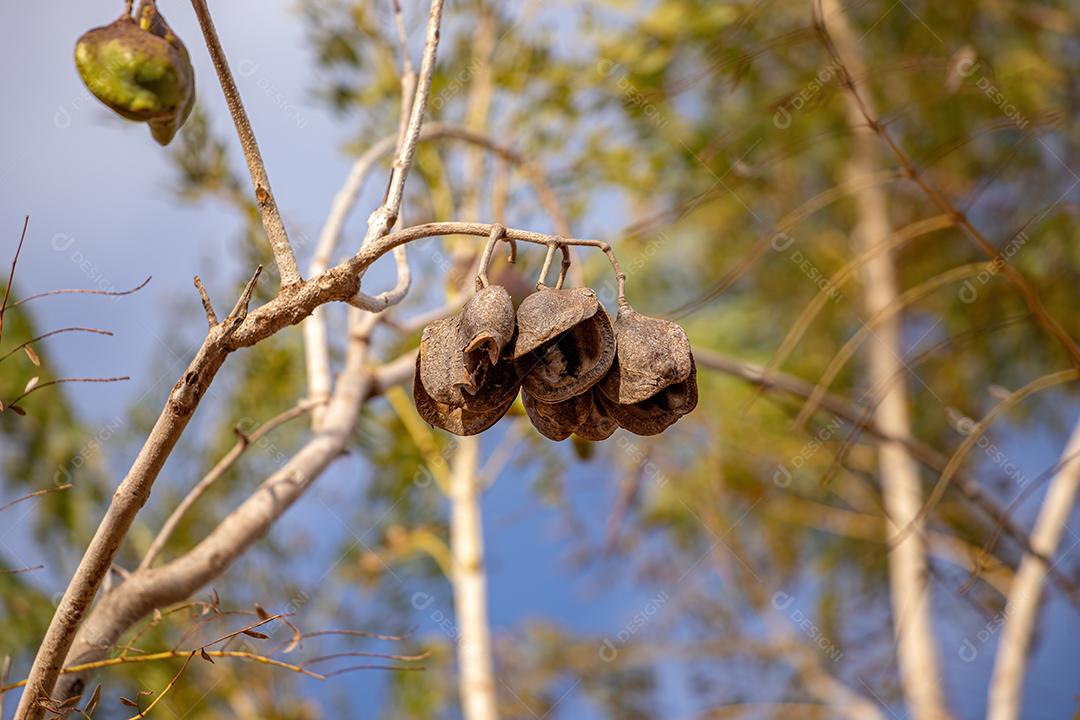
top-left (522, 389), bottom-right (592, 441)
top-left (460, 285), bottom-right (516, 392)
top-left (413, 355), bottom-right (517, 436)
top-left (418, 286), bottom-right (516, 406)
top-left (599, 355), bottom-right (698, 436)
top-left (511, 288), bottom-right (616, 403)
top-left (573, 390), bottom-right (618, 442)
top-left (598, 305), bottom-right (693, 405)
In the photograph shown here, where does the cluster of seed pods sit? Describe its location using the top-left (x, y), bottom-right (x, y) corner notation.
top-left (75, 1), bottom-right (195, 146)
top-left (414, 227), bottom-right (698, 440)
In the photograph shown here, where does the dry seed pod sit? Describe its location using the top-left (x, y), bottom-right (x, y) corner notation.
top-left (418, 315), bottom-right (467, 406)
top-left (418, 286), bottom-right (515, 406)
top-left (572, 390), bottom-right (618, 442)
top-left (599, 356), bottom-right (698, 436)
top-left (459, 285), bottom-right (516, 393)
top-left (511, 288), bottom-right (616, 403)
top-left (598, 305), bottom-right (693, 405)
top-left (74, 3), bottom-right (195, 146)
top-left (413, 355), bottom-right (517, 436)
top-left (522, 390), bottom-right (592, 441)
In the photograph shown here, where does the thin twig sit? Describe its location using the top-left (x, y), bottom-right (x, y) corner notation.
top-left (193, 276), bottom-right (218, 327)
top-left (4, 377), bottom-right (129, 412)
top-left (0, 651), bottom-right (324, 696)
top-left (360, 0), bottom-right (446, 249)
top-left (189, 0), bottom-right (301, 287)
top-left (1, 565), bottom-right (44, 576)
top-left (10, 276), bottom-right (151, 308)
top-left (140, 399), bottom-right (322, 569)
top-left (0, 328), bottom-right (113, 364)
top-left (0, 484), bottom-right (72, 514)
top-left (0, 216), bottom-right (30, 345)
top-left (123, 650), bottom-right (194, 719)
top-left (300, 649), bottom-right (432, 667)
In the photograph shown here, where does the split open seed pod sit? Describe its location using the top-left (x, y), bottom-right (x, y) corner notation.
top-left (74, 2), bottom-right (194, 145)
top-left (414, 355), bottom-right (518, 436)
top-left (573, 389), bottom-right (618, 441)
top-left (599, 356), bottom-right (698, 436)
top-left (523, 388), bottom-right (617, 442)
top-left (598, 305), bottom-right (693, 405)
top-left (418, 285), bottom-right (516, 406)
top-left (415, 285), bottom-right (519, 436)
top-left (509, 287), bottom-right (616, 403)
top-left (522, 389), bottom-right (591, 441)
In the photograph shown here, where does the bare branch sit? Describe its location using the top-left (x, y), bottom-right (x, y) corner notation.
top-left (3, 377), bottom-right (129, 415)
top-left (0, 328), bottom-right (113, 365)
top-left (1, 565), bottom-right (44, 576)
top-left (192, 276), bottom-right (217, 327)
top-left (360, 0), bottom-right (446, 249)
top-left (0, 484), bottom-right (72, 514)
top-left (189, 0), bottom-right (301, 287)
top-left (0, 216), bottom-right (30, 345)
top-left (21, 219), bottom-right (623, 715)
top-left (10, 276), bottom-right (151, 308)
top-left (139, 399), bottom-right (323, 570)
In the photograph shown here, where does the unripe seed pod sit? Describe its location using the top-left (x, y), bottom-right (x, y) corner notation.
top-left (74, 3), bottom-right (194, 145)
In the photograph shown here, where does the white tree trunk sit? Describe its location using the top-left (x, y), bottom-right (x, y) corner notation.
top-left (822, 2), bottom-right (950, 717)
top-left (988, 419), bottom-right (1080, 720)
top-left (450, 436), bottom-right (499, 720)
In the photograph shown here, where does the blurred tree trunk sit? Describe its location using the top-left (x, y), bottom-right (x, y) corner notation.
top-left (989, 420), bottom-right (1080, 720)
top-left (822, 1), bottom-right (951, 717)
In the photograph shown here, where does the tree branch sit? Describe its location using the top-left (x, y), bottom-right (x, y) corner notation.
top-left (189, 0), bottom-right (301, 287)
top-left (138, 399), bottom-right (322, 570)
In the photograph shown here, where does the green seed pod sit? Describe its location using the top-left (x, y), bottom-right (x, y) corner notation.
top-left (74, 3), bottom-right (194, 145)
top-left (510, 287), bottom-right (616, 403)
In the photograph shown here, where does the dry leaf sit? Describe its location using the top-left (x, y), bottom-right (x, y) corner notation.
top-left (23, 376), bottom-right (39, 394)
top-left (23, 346), bottom-right (40, 366)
